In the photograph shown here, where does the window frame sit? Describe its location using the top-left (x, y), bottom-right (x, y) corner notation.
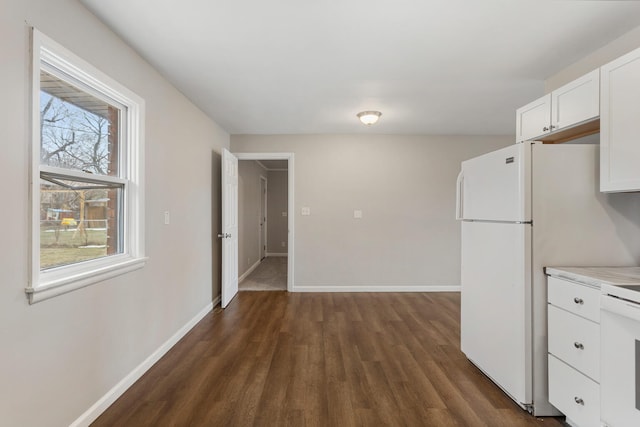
top-left (27, 29), bottom-right (146, 304)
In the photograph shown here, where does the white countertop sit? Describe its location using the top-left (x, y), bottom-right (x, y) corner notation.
top-left (545, 266), bottom-right (640, 288)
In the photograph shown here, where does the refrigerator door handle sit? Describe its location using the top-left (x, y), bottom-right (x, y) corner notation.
top-left (456, 171), bottom-right (464, 220)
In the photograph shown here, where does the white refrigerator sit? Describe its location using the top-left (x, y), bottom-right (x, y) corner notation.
top-left (456, 141), bottom-right (640, 416)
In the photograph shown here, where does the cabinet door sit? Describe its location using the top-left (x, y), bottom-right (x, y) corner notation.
top-left (551, 69), bottom-right (599, 131)
top-left (515, 94), bottom-right (551, 143)
top-left (601, 47), bottom-right (640, 192)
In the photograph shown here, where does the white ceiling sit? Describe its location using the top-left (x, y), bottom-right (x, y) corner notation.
top-left (81, 0), bottom-right (640, 136)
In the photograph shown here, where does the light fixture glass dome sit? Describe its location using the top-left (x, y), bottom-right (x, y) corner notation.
top-left (357, 110), bottom-right (382, 125)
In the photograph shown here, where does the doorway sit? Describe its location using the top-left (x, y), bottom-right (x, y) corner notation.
top-left (233, 153), bottom-right (294, 293)
top-left (259, 176), bottom-right (267, 261)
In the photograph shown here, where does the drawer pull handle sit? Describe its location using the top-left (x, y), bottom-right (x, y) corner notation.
top-left (573, 297), bottom-right (584, 305)
top-left (574, 397), bottom-right (584, 405)
top-left (574, 342), bottom-right (584, 350)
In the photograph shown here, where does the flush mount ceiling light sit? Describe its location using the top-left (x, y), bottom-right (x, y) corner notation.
top-left (357, 110), bottom-right (382, 125)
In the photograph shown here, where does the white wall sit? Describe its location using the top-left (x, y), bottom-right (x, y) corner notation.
top-left (231, 134), bottom-right (511, 290)
top-left (545, 25), bottom-right (640, 92)
top-left (267, 170), bottom-right (288, 254)
top-left (238, 161), bottom-right (266, 275)
top-left (0, 1), bottom-right (228, 425)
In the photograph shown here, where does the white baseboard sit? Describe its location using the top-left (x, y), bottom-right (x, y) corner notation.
top-left (238, 259), bottom-right (261, 283)
top-left (266, 252), bottom-right (288, 257)
top-left (293, 285), bottom-right (461, 292)
top-left (70, 296), bottom-right (219, 427)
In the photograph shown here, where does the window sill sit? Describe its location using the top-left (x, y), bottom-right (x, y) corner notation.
top-left (26, 256), bottom-right (148, 304)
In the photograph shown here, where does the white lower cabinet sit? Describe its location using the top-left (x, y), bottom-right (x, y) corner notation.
top-left (547, 276), bottom-right (600, 427)
top-left (548, 355), bottom-right (600, 427)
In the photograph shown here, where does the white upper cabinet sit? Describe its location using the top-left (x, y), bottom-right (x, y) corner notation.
top-left (600, 47), bottom-right (640, 192)
top-left (551, 69), bottom-right (600, 131)
top-left (516, 94), bottom-right (551, 143)
top-left (516, 70), bottom-right (600, 143)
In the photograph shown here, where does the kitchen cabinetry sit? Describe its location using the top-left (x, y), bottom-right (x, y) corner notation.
top-left (516, 70), bottom-right (599, 144)
top-left (515, 94), bottom-right (551, 143)
top-left (545, 267), bottom-right (640, 427)
top-left (600, 46), bottom-right (640, 192)
top-left (547, 275), bottom-right (600, 427)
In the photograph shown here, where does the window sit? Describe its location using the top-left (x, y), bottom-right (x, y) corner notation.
top-left (27, 29), bottom-right (146, 304)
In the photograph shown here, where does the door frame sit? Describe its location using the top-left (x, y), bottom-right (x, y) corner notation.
top-left (234, 152), bottom-right (294, 292)
top-left (259, 175), bottom-right (267, 261)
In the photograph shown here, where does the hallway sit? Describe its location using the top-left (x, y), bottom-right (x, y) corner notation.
top-left (239, 257), bottom-right (287, 291)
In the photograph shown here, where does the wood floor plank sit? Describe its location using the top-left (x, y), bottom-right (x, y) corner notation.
top-left (91, 292), bottom-right (565, 427)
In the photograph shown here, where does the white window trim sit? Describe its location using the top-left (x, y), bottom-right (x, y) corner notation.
top-left (27, 29), bottom-right (146, 304)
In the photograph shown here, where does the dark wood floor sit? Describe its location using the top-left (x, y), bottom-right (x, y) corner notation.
top-left (92, 292), bottom-right (565, 426)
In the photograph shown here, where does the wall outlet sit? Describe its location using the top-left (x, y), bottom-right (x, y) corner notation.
top-left (282, 211), bottom-right (287, 217)
top-left (301, 207), bottom-right (311, 216)
top-left (281, 241), bottom-right (286, 247)
top-left (354, 210), bottom-right (363, 219)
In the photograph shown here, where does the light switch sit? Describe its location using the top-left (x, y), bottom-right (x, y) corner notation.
top-left (164, 211), bottom-right (170, 225)
top-left (301, 207), bottom-right (311, 216)
top-left (354, 210), bottom-right (363, 219)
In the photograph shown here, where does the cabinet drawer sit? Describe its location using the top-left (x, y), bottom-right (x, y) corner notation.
top-left (548, 276), bottom-right (600, 322)
top-left (548, 355), bottom-right (600, 427)
top-left (548, 305), bottom-right (600, 381)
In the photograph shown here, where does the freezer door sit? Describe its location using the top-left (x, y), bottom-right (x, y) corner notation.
top-left (460, 142), bottom-right (531, 222)
top-left (461, 221), bottom-right (532, 406)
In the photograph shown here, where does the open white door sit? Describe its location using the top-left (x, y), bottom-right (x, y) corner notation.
top-left (221, 148), bottom-right (238, 308)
